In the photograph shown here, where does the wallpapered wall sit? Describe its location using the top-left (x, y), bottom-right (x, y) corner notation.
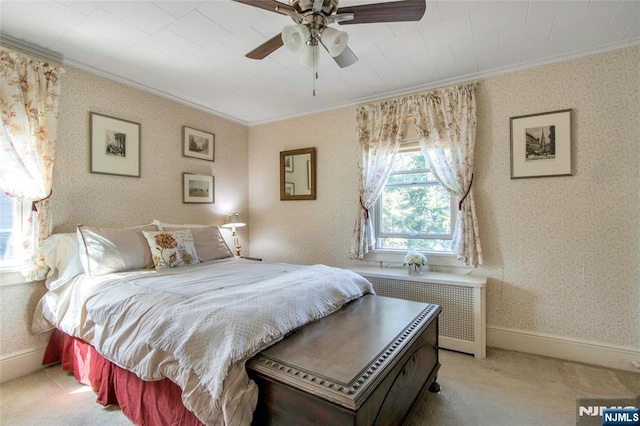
top-left (53, 68), bottom-right (249, 231)
top-left (1, 62), bottom-right (250, 358)
top-left (248, 45), bottom-right (639, 350)
top-left (248, 106), bottom-right (360, 265)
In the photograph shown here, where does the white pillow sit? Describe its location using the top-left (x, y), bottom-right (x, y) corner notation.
top-left (40, 233), bottom-right (84, 290)
top-left (142, 230), bottom-right (200, 269)
top-left (77, 224), bottom-right (158, 276)
top-left (163, 226), bottom-right (233, 262)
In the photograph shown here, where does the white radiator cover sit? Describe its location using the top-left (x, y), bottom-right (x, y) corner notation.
top-left (351, 267), bottom-right (487, 359)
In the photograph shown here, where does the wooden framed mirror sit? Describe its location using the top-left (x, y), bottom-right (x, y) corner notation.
top-left (280, 147), bottom-right (316, 200)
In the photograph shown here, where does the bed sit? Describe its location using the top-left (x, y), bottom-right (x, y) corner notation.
top-left (34, 222), bottom-right (441, 425)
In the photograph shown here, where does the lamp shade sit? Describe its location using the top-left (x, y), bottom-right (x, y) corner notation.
top-left (299, 43), bottom-right (317, 69)
top-left (282, 24), bottom-right (310, 54)
top-left (321, 26), bottom-right (348, 57)
top-left (222, 213), bottom-right (246, 228)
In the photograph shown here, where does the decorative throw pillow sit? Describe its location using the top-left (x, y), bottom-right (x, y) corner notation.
top-left (142, 230), bottom-right (200, 269)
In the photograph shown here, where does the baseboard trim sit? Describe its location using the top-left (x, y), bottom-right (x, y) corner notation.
top-left (440, 336), bottom-right (485, 359)
top-left (487, 326), bottom-right (640, 373)
top-left (0, 346), bottom-right (48, 383)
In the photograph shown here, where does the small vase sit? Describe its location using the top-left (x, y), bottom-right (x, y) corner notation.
top-left (408, 265), bottom-right (423, 275)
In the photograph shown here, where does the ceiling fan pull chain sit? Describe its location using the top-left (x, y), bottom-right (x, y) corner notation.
top-left (313, 44), bottom-right (318, 96)
top-left (312, 64), bottom-right (316, 97)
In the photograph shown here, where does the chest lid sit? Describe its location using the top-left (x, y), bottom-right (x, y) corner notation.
top-left (247, 294), bottom-right (440, 409)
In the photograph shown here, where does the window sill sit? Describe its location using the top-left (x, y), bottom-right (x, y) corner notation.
top-left (349, 264), bottom-right (486, 288)
top-left (362, 249), bottom-right (469, 268)
top-left (0, 268), bottom-right (27, 286)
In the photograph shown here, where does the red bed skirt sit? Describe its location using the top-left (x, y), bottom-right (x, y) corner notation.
top-left (43, 329), bottom-right (203, 426)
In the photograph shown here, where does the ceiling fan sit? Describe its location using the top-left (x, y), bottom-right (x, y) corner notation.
top-left (233, 0), bottom-right (427, 69)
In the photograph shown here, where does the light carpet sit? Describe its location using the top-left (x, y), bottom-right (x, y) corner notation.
top-left (1, 348), bottom-right (638, 425)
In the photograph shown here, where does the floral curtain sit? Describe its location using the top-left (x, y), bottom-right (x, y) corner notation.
top-left (410, 83), bottom-right (483, 266)
top-left (0, 47), bottom-right (64, 280)
top-left (348, 99), bottom-right (409, 259)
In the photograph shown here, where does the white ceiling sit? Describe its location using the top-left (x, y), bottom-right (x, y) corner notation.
top-left (1, 0), bottom-right (639, 125)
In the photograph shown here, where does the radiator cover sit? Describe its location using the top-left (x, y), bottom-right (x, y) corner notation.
top-left (352, 268), bottom-right (486, 358)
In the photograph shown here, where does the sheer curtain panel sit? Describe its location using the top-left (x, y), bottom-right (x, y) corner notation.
top-left (348, 100), bottom-right (409, 259)
top-left (0, 47), bottom-right (64, 280)
top-left (410, 83), bottom-right (483, 266)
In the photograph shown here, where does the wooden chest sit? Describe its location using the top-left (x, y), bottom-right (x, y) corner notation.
top-left (247, 295), bottom-right (441, 426)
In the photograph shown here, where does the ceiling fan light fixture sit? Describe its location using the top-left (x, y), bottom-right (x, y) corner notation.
top-left (321, 26), bottom-right (349, 57)
top-left (300, 43), bottom-right (317, 69)
top-left (282, 24), bottom-right (310, 53)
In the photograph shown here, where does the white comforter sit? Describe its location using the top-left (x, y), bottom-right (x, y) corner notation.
top-left (35, 258), bottom-right (374, 425)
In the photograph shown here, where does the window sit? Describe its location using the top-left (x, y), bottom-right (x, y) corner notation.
top-left (375, 144), bottom-right (455, 252)
top-left (0, 193), bottom-right (26, 269)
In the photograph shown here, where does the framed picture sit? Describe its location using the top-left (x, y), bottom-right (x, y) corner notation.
top-left (90, 112), bottom-right (141, 177)
top-left (285, 182), bottom-right (295, 196)
top-left (183, 173), bottom-right (214, 204)
top-left (183, 126), bottom-right (214, 162)
top-left (510, 109), bottom-right (572, 179)
top-left (284, 155), bottom-right (293, 172)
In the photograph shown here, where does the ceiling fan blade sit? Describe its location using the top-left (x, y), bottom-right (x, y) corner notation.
top-left (246, 33), bottom-right (284, 60)
top-left (312, 0), bottom-right (324, 13)
top-left (327, 13), bottom-right (354, 24)
top-left (232, 0), bottom-right (299, 17)
top-left (336, 0), bottom-right (426, 25)
top-left (331, 45), bottom-right (358, 68)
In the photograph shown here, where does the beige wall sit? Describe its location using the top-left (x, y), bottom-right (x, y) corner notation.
top-left (248, 106), bottom-right (360, 264)
top-left (475, 46), bottom-right (639, 348)
top-left (1, 62), bottom-right (250, 357)
top-left (249, 45), bottom-right (640, 349)
top-left (53, 67), bottom-right (249, 231)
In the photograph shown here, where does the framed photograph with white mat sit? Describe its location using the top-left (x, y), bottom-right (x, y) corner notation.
top-left (90, 112), bottom-right (141, 177)
top-left (183, 126), bottom-right (214, 162)
top-left (183, 173), bottom-right (214, 204)
top-left (510, 109), bottom-right (572, 179)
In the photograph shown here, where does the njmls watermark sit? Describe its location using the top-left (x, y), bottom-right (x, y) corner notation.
top-left (577, 396), bottom-right (640, 426)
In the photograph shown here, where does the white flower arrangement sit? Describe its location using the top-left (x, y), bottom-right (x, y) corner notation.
top-left (403, 250), bottom-right (427, 273)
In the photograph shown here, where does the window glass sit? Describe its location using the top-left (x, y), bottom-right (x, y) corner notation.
top-left (0, 193), bottom-right (15, 263)
top-left (0, 193), bottom-right (28, 268)
top-left (376, 148), bottom-right (454, 252)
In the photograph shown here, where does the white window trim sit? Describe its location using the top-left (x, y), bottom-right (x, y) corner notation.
top-left (0, 270), bottom-right (27, 286)
top-left (362, 248), bottom-right (468, 268)
top-left (371, 140), bottom-right (459, 261)
top-left (374, 197), bottom-right (457, 245)
top-left (374, 175), bottom-right (457, 243)
top-left (0, 198), bottom-right (30, 285)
